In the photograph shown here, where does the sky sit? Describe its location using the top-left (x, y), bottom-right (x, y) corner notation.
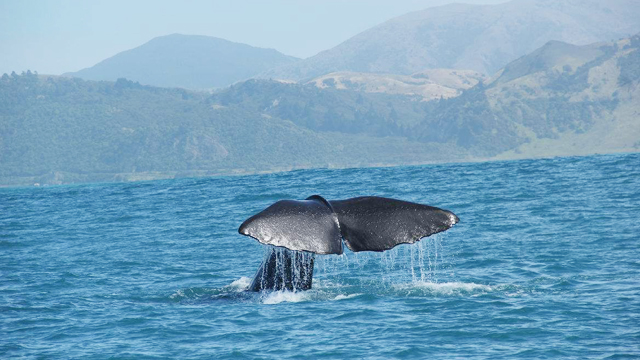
top-left (0, 0), bottom-right (509, 76)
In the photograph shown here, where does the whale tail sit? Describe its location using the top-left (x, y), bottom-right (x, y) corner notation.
top-left (239, 195), bottom-right (459, 291)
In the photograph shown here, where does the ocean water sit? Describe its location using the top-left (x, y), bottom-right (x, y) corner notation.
top-left (1, 153), bottom-right (639, 359)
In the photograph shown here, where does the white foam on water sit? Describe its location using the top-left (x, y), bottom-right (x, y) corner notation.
top-left (395, 281), bottom-right (492, 295)
top-left (262, 289), bottom-right (361, 304)
top-left (169, 289), bottom-right (185, 299)
top-left (228, 277), bottom-right (251, 291)
top-left (503, 286), bottom-right (527, 297)
top-left (312, 278), bottom-right (348, 290)
top-left (261, 290), bottom-right (310, 304)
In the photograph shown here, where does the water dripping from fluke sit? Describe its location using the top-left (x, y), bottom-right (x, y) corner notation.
top-left (249, 246), bottom-right (316, 292)
top-left (244, 235), bottom-right (460, 301)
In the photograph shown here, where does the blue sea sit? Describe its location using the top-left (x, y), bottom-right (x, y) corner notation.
top-left (1, 153), bottom-right (639, 359)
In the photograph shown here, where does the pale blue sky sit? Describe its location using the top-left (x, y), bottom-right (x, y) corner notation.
top-left (0, 0), bottom-right (508, 75)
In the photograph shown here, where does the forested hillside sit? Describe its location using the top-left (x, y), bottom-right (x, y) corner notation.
top-left (0, 73), bottom-right (462, 186)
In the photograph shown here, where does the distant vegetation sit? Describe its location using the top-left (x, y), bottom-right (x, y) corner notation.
top-left (618, 35), bottom-right (640, 85)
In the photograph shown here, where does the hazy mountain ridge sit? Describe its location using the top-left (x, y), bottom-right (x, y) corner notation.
top-left (64, 34), bottom-right (299, 89)
top-left (262, 0), bottom-right (640, 81)
top-left (61, 0), bottom-right (640, 90)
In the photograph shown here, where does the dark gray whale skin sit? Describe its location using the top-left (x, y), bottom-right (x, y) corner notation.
top-left (239, 195), bottom-right (459, 291)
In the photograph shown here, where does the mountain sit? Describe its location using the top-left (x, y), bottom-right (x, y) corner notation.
top-left (307, 69), bottom-right (486, 101)
top-left (218, 34), bottom-right (640, 159)
top-left (488, 34), bottom-right (640, 158)
top-left (2, 33), bottom-right (639, 186)
top-left (262, 0), bottom-right (640, 80)
top-left (64, 34), bottom-right (299, 89)
top-left (409, 33), bottom-right (640, 158)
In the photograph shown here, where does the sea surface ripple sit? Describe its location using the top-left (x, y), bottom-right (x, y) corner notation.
top-left (1, 153), bottom-right (639, 358)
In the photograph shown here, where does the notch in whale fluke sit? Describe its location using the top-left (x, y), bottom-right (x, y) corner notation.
top-left (238, 195), bottom-right (459, 255)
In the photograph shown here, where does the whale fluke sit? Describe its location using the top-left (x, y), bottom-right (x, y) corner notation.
top-left (238, 195), bottom-right (459, 291)
top-left (239, 195), bottom-right (458, 254)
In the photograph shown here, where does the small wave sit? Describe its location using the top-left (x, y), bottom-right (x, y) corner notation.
top-left (332, 293), bottom-right (361, 301)
top-left (169, 288), bottom-right (203, 300)
top-left (170, 277), bottom-right (253, 302)
top-left (395, 281), bottom-right (492, 295)
top-left (0, 240), bottom-right (23, 248)
top-left (170, 287), bottom-right (258, 304)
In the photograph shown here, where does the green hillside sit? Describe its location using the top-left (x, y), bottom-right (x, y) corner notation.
top-left (484, 34), bottom-right (640, 158)
top-left (0, 74), bottom-right (463, 186)
top-left (393, 34), bottom-right (640, 159)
